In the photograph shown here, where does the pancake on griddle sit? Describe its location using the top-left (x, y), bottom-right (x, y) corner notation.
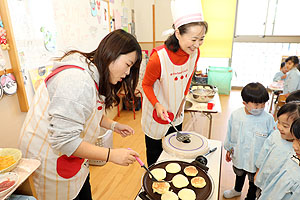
top-left (172, 174), bottom-right (189, 188)
top-left (184, 165), bottom-right (198, 176)
top-left (191, 176), bottom-right (206, 188)
top-left (165, 162), bottom-right (181, 173)
top-left (161, 190), bottom-right (178, 200)
top-left (152, 181), bottom-right (170, 194)
top-left (178, 188), bottom-right (196, 200)
top-left (150, 168), bottom-right (166, 180)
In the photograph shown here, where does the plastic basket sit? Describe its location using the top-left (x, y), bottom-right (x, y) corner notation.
top-left (89, 129), bottom-right (113, 166)
top-left (208, 66), bottom-right (233, 95)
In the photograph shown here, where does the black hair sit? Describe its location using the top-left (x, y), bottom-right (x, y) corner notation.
top-left (57, 29), bottom-right (142, 109)
top-left (286, 90), bottom-right (300, 103)
top-left (277, 103), bottom-right (300, 122)
top-left (291, 118), bottom-right (300, 139)
top-left (241, 82), bottom-right (269, 103)
top-left (280, 62), bottom-right (285, 68)
top-left (285, 56), bottom-right (299, 65)
top-left (165, 21), bottom-right (208, 52)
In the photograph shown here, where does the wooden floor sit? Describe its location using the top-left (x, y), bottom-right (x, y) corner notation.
top-left (90, 89), bottom-right (255, 200)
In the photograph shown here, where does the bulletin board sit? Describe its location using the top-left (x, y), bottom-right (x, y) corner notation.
top-left (1, 0), bottom-right (111, 110)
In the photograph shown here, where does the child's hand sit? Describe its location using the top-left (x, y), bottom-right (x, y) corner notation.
top-left (281, 74), bottom-right (287, 79)
top-left (225, 150), bottom-right (232, 162)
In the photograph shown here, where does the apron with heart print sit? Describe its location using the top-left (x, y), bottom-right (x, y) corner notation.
top-left (141, 47), bottom-right (198, 139)
top-left (18, 66), bottom-right (105, 200)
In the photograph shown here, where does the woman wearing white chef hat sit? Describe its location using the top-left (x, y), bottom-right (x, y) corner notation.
top-left (141, 0), bottom-right (208, 166)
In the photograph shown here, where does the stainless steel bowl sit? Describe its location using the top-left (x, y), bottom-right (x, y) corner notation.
top-left (190, 87), bottom-right (216, 103)
top-left (184, 100), bottom-right (193, 109)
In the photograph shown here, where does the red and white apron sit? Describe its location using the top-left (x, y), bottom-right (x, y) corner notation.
top-left (141, 47), bottom-right (198, 139)
top-left (18, 66), bottom-right (105, 200)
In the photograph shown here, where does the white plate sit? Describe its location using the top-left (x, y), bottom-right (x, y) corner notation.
top-left (0, 172), bottom-right (19, 197)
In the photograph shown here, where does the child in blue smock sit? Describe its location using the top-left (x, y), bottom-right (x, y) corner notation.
top-left (224, 82), bottom-right (275, 200)
top-left (258, 118), bottom-right (300, 200)
top-left (254, 103), bottom-right (299, 197)
top-left (273, 62), bottom-right (288, 82)
top-left (286, 90), bottom-right (300, 103)
top-left (283, 56), bottom-right (300, 96)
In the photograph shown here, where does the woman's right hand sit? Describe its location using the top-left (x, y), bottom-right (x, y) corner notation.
top-left (109, 148), bottom-right (139, 166)
top-left (154, 102), bottom-right (169, 121)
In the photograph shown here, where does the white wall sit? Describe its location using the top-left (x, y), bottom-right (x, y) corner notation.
top-left (134, 0), bottom-right (154, 42)
top-left (154, 0), bottom-right (173, 42)
top-left (0, 0), bottom-right (134, 148)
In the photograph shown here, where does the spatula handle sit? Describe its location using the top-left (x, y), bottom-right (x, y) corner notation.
top-left (127, 148), bottom-right (145, 167)
top-left (134, 156), bottom-right (145, 167)
top-left (162, 113), bottom-right (171, 123)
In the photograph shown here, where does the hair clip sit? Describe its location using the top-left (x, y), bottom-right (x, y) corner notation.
top-left (288, 101), bottom-right (300, 104)
top-left (291, 155), bottom-right (300, 166)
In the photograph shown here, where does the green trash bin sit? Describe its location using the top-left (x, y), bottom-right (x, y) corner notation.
top-left (208, 66), bottom-right (233, 95)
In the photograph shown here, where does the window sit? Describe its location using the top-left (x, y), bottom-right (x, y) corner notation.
top-left (231, 42), bottom-right (300, 87)
top-left (231, 0), bottom-right (300, 87)
top-left (236, 0), bottom-right (300, 36)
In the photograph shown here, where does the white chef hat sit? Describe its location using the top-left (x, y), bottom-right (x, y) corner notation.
top-left (171, 0), bottom-right (204, 29)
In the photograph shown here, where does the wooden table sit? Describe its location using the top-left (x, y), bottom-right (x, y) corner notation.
top-left (2, 158), bottom-right (41, 200)
top-left (135, 139), bottom-right (223, 200)
top-left (184, 92), bottom-right (222, 139)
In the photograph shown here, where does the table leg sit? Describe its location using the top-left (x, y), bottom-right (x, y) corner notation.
top-left (269, 91), bottom-right (275, 113)
top-left (187, 112), bottom-right (213, 139)
top-left (28, 175), bottom-right (37, 198)
top-left (207, 113), bottom-right (212, 139)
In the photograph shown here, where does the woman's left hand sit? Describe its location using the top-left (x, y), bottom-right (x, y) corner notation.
top-left (175, 97), bottom-right (186, 119)
top-left (114, 123), bottom-right (135, 137)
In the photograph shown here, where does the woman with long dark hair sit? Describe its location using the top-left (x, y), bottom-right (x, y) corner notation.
top-left (18, 29), bottom-right (142, 200)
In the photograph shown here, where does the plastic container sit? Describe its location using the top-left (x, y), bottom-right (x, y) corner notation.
top-left (89, 129), bottom-right (113, 166)
top-left (194, 75), bottom-right (208, 84)
top-left (208, 66), bottom-right (233, 95)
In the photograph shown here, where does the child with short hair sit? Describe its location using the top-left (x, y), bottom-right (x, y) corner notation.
top-left (283, 56), bottom-right (300, 96)
top-left (224, 82), bottom-right (275, 200)
top-left (286, 90), bottom-right (300, 103)
top-left (258, 118), bottom-right (300, 199)
top-left (273, 62), bottom-right (288, 82)
top-left (254, 103), bottom-right (300, 197)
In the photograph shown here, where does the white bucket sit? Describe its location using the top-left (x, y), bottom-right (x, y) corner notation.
top-left (89, 129), bottom-right (113, 166)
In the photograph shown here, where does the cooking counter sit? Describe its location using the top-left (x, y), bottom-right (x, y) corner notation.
top-left (134, 139), bottom-right (222, 200)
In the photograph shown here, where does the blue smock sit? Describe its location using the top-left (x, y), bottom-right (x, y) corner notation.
top-left (224, 107), bottom-right (275, 173)
top-left (259, 150), bottom-right (300, 200)
top-left (283, 67), bottom-right (300, 94)
top-left (273, 71), bottom-right (285, 82)
top-left (255, 130), bottom-right (293, 190)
